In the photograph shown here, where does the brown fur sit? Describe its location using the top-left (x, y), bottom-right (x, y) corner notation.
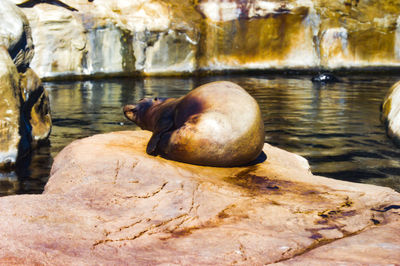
top-left (123, 81), bottom-right (265, 167)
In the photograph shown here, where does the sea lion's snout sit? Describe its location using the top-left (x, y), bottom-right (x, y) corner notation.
top-left (123, 104), bottom-right (137, 122)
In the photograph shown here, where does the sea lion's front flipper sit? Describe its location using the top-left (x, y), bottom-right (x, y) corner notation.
top-left (146, 133), bottom-right (161, 155)
top-left (146, 116), bottom-right (174, 155)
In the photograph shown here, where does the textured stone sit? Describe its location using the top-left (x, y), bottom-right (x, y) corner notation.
top-left (0, 0), bottom-right (52, 166)
top-left (6, 0), bottom-right (400, 78)
top-left (315, 0), bottom-right (400, 68)
top-left (0, 47), bottom-right (22, 167)
top-left (197, 0), bottom-right (319, 70)
top-left (0, 130), bottom-right (399, 264)
top-left (274, 220), bottom-right (400, 265)
top-left (0, 0), bottom-right (34, 71)
top-left (19, 5), bottom-right (87, 78)
top-left (11, 0), bottom-right (400, 78)
top-left (134, 29), bottom-right (197, 74)
top-left (381, 81), bottom-right (400, 144)
top-left (19, 68), bottom-right (52, 145)
top-left (11, 0), bottom-right (199, 78)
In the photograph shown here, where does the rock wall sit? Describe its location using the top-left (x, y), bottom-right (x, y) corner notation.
top-left (10, 0), bottom-right (200, 79)
top-left (0, 0), bottom-right (51, 168)
top-left (8, 0), bottom-right (400, 79)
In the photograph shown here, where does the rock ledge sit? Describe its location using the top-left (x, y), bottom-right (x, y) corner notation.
top-left (0, 130), bottom-right (399, 264)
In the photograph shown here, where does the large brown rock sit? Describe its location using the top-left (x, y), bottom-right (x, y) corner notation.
top-left (0, 47), bottom-right (21, 167)
top-left (0, 130), bottom-right (399, 264)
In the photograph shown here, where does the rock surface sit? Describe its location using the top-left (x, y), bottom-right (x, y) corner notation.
top-left (7, 0), bottom-right (400, 79)
top-left (0, 0), bottom-right (51, 167)
top-left (11, 0), bottom-right (199, 78)
top-left (0, 47), bottom-right (22, 167)
top-left (0, 0), bottom-right (34, 71)
top-left (381, 81), bottom-right (400, 144)
top-left (0, 130), bottom-right (399, 264)
top-left (19, 67), bottom-right (52, 146)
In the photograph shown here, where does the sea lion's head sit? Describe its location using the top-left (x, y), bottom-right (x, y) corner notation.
top-left (123, 97), bottom-right (169, 130)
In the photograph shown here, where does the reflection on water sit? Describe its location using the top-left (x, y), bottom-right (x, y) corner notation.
top-left (1, 75), bottom-right (400, 195)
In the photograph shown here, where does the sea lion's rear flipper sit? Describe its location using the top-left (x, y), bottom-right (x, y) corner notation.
top-left (146, 117), bottom-right (174, 155)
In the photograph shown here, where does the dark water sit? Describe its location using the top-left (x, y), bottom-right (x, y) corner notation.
top-left (1, 74), bottom-right (400, 196)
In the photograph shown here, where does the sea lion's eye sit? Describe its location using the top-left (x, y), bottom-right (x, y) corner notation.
top-left (154, 97), bottom-right (158, 101)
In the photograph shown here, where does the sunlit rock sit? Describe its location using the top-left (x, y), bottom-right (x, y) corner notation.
top-left (396, 16), bottom-right (400, 60)
top-left (105, 0), bottom-right (199, 75)
top-left (315, 0), bottom-right (400, 68)
top-left (19, 5), bottom-right (87, 78)
top-left (9, 0), bottom-right (400, 77)
top-left (381, 81), bottom-right (400, 144)
top-left (12, 0), bottom-right (199, 78)
top-left (198, 0), bottom-right (320, 71)
top-left (0, 47), bottom-right (22, 168)
top-left (319, 27), bottom-right (350, 68)
top-left (0, 0), bottom-right (52, 167)
top-left (135, 30), bottom-right (197, 74)
top-left (0, 0), bottom-right (34, 71)
top-left (197, 1), bottom-right (240, 22)
top-left (85, 24), bottom-right (135, 76)
top-left (20, 68), bottom-right (52, 146)
top-left (0, 131), bottom-right (400, 264)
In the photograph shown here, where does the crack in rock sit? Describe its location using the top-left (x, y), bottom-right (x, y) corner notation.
top-left (371, 204), bottom-right (400, 212)
top-left (121, 182), bottom-right (168, 199)
top-left (92, 213), bottom-right (188, 248)
top-left (270, 200), bottom-right (394, 263)
top-left (271, 224), bottom-right (372, 264)
top-left (106, 219), bottom-right (143, 237)
top-left (112, 160), bottom-right (121, 185)
top-left (135, 182), bottom-right (168, 199)
top-left (167, 184), bottom-right (199, 233)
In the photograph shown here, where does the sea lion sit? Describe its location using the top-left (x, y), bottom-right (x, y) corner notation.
top-left (123, 81), bottom-right (265, 167)
top-left (311, 73), bottom-right (340, 84)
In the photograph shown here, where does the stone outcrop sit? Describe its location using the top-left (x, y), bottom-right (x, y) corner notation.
top-left (0, 130), bottom-right (399, 264)
top-left (0, 0), bottom-right (34, 71)
top-left (7, 0), bottom-right (400, 79)
top-left (19, 68), bottom-right (52, 147)
top-left (0, 47), bottom-right (22, 167)
top-left (381, 81), bottom-right (400, 144)
top-left (0, 0), bottom-right (51, 167)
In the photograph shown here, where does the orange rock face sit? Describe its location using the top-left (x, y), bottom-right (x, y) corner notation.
top-left (0, 130), bottom-right (399, 264)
